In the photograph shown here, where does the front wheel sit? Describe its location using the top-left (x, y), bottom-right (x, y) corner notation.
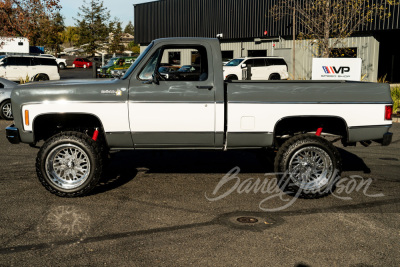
top-left (83, 64), bottom-right (87, 69)
top-left (274, 134), bottom-right (342, 198)
top-left (0, 100), bottom-right (13, 120)
top-left (36, 131), bottom-right (103, 197)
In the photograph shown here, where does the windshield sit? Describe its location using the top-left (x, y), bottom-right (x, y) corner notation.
top-left (104, 58), bottom-right (118, 67)
top-left (122, 42), bottom-right (154, 80)
top-left (225, 59), bottom-right (244, 66)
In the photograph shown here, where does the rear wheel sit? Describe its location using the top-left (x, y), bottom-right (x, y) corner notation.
top-left (226, 75), bottom-right (238, 80)
top-left (36, 131), bottom-right (103, 197)
top-left (34, 74), bottom-right (49, 81)
top-left (274, 134), bottom-right (342, 198)
top-left (0, 100), bottom-right (13, 120)
top-left (269, 73), bottom-right (281, 80)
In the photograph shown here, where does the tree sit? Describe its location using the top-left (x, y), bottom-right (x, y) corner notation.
top-left (75, 0), bottom-right (110, 56)
top-left (0, 0), bottom-right (61, 40)
top-left (128, 41), bottom-right (140, 54)
top-left (38, 12), bottom-right (65, 56)
top-left (124, 21), bottom-right (134, 36)
top-left (62, 26), bottom-right (80, 47)
top-left (108, 18), bottom-right (124, 53)
top-left (271, 0), bottom-right (398, 57)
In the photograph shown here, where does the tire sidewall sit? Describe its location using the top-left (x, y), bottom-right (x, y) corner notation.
top-left (0, 100), bottom-right (13, 120)
top-left (275, 135), bottom-right (341, 197)
top-left (37, 133), bottom-right (102, 196)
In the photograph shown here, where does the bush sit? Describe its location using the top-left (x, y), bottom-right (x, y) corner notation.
top-left (392, 86), bottom-right (400, 114)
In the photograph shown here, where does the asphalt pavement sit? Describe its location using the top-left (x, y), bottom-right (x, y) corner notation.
top-left (0, 72), bottom-right (399, 266)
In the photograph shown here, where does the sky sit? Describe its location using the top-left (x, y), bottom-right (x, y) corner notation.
top-left (59, 0), bottom-right (154, 28)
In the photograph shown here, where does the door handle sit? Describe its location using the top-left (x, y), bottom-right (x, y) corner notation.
top-left (196, 86), bottom-right (213, 90)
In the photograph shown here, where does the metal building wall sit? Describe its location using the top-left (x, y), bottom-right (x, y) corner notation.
top-left (140, 36), bottom-right (380, 81)
top-left (135, 0), bottom-right (400, 45)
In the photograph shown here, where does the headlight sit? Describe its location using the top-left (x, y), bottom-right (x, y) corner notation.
top-left (97, 68), bottom-right (100, 72)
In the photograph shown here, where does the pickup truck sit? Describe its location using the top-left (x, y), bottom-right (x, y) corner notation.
top-left (5, 38), bottom-right (394, 198)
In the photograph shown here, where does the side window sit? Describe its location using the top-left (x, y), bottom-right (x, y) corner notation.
top-left (0, 82), bottom-right (4, 88)
top-left (139, 45), bottom-right (209, 82)
top-left (253, 59), bottom-right (266, 67)
top-left (6, 57), bottom-right (30, 66)
top-left (33, 58), bottom-right (57, 66)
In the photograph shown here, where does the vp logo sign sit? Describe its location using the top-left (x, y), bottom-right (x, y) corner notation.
top-left (322, 66), bottom-right (350, 74)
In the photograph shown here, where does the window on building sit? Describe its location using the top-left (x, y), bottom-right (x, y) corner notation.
top-left (330, 47), bottom-right (358, 58)
top-left (221, 51), bottom-right (234, 62)
top-left (248, 50), bottom-right (267, 57)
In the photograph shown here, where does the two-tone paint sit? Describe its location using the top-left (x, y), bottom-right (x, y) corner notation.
top-left (8, 38), bottom-right (393, 150)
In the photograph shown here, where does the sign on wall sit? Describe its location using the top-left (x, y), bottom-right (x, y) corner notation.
top-left (312, 58), bottom-right (362, 81)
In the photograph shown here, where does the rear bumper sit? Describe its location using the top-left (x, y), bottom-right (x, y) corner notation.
top-left (6, 125), bottom-right (21, 144)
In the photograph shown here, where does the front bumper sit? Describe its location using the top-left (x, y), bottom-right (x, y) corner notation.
top-left (6, 125), bottom-right (21, 144)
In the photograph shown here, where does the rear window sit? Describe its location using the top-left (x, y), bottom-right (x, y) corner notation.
top-left (267, 58), bottom-right (287, 66)
top-left (33, 57), bottom-right (57, 66)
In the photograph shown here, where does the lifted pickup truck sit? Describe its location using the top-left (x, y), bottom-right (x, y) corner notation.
top-left (6, 38), bottom-right (393, 198)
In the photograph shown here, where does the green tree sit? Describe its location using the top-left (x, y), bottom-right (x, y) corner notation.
top-left (271, 0), bottom-right (398, 57)
top-left (124, 21), bottom-right (134, 36)
top-left (108, 18), bottom-right (124, 53)
top-left (41, 12), bottom-right (65, 56)
top-left (62, 26), bottom-right (80, 47)
top-left (75, 0), bottom-right (110, 56)
top-left (128, 41), bottom-right (140, 54)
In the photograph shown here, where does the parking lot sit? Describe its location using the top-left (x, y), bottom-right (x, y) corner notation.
top-left (0, 72), bottom-right (399, 266)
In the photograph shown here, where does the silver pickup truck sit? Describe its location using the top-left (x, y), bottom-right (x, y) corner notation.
top-left (6, 38), bottom-right (393, 198)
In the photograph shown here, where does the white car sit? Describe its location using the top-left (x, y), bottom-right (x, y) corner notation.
top-left (223, 57), bottom-right (289, 80)
top-left (0, 77), bottom-right (17, 120)
top-left (40, 54), bottom-right (68, 69)
top-left (0, 55), bottom-right (60, 82)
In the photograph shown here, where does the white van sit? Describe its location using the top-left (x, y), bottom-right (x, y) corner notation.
top-left (223, 57), bottom-right (289, 80)
top-left (0, 55), bottom-right (60, 82)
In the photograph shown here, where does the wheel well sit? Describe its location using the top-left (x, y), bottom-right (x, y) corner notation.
top-left (33, 113), bottom-right (105, 142)
top-left (274, 116), bottom-right (348, 145)
top-left (269, 73), bottom-right (281, 80)
top-left (226, 74), bottom-right (238, 80)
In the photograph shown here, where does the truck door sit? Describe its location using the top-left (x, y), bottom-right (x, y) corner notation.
top-left (128, 44), bottom-right (216, 148)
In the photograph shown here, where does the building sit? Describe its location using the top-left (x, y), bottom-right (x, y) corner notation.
top-left (134, 0), bottom-right (400, 82)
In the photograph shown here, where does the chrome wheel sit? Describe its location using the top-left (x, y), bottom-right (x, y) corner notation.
top-left (288, 146), bottom-right (333, 190)
top-left (45, 144), bottom-right (91, 190)
top-left (2, 102), bottom-right (12, 119)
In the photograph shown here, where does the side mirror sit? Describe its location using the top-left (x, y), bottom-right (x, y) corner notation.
top-left (241, 63), bottom-right (246, 68)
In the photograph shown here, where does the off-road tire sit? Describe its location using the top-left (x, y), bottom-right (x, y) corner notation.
top-left (36, 131), bottom-right (103, 197)
top-left (274, 134), bottom-right (342, 198)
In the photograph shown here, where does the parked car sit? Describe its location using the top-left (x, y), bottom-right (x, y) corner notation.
top-left (223, 57), bottom-right (289, 80)
top-left (0, 54), bottom-right (60, 82)
top-left (40, 54), bottom-right (68, 69)
top-left (72, 58), bottom-right (92, 68)
top-left (97, 57), bottom-right (137, 78)
top-left (0, 77), bottom-right (17, 120)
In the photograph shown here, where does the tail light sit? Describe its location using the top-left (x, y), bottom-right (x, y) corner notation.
top-left (385, 105), bottom-right (393, 120)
